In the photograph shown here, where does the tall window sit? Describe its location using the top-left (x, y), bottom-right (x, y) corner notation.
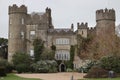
top-left (21, 18), bottom-right (24, 25)
top-left (56, 38), bottom-right (70, 45)
top-left (21, 31), bottom-right (24, 39)
top-left (30, 31), bottom-right (35, 39)
top-left (30, 49), bottom-right (34, 57)
top-left (9, 19), bottom-right (12, 24)
top-left (82, 30), bottom-right (84, 35)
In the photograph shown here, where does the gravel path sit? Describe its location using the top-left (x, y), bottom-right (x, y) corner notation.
top-left (16, 72), bottom-right (86, 80)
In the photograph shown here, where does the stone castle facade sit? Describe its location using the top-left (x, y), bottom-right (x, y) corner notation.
top-left (8, 4), bottom-right (115, 69)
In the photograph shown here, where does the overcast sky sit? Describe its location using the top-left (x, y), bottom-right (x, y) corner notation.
top-left (0, 0), bottom-right (120, 38)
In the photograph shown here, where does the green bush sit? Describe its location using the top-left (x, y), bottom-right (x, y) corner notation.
top-left (84, 66), bottom-right (108, 78)
top-left (16, 64), bottom-right (30, 73)
top-left (78, 61), bottom-right (96, 73)
top-left (66, 68), bottom-right (73, 72)
top-left (31, 60), bottom-right (49, 73)
top-left (46, 60), bottom-right (58, 73)
top-left (100, 55), bottom-right (120, 73)
top-left (12, 52), bottom-right (32, 73)
top-left (0, 67), bottom-right (6, 77)
top-left (31, 60), bottom-right (58, 73)
top-left (0, 59), bottom-right (13, 73)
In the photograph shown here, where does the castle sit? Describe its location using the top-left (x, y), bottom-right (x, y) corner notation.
top-left (8, 4), bottom-right (115, 70)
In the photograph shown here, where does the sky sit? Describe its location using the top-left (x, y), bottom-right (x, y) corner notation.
top-left (0, 0), bottom-right (120, 38)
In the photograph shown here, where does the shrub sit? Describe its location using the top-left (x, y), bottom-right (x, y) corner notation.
top-left (100, 55), bottom-right (120, 73)
top-left (84, 66), bottom-right (108, 78)
top-left (66, 68), bottom-right (73, 72)
top-left (31, 60), bottom-right (58, 73)
top-left (0, 59), bottom-right (13, 73)
top-left (31, 60), bottom-right (49, 73)
top-left (46, 60), bottom-right (58, 73)
top-left (16, 64), bottom-right (29, 73)
top-left (78, 60), bottom-right (96, 73)
top-left (12, 52), bottom-right (32, 73)
top-left (0, 67), bottom-right (6, 77)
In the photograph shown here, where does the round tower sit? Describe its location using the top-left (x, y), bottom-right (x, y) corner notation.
top-left (8, 4), bottom-right (27, 62)
top-left (96, 8), bottom-right (116, 35)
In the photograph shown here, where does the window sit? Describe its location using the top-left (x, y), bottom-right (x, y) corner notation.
top-left (21, 31), bottom-right (24, 39)
top-left (21, 18), bottom-right (24, 25)
top-left (56, 38), bottom-right (70, 45)
top-left (82, 31), bottom-right (84, 35)
top-left (30, 31), bottom-right (35, 39)
top-left (30, 31), bottom-right (35, 35)
top-left (55, 50), bottom-right (70, 60)
top-left (30, 49), bottom-right (34, 57)
top-left (9, 19), bottom-right (12, 24)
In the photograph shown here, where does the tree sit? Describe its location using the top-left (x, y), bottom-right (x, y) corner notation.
top-left (0, 38), bottom-right (8, 59)
top-left (100, 55), bottom-right (120, 73)
top-left (66, 45), bottom-right (75, 69)
top-left (77, 34), bottom-right (92, 59)
top-left (33, 38), bottom-right (44, 62)
top-left (88, 32), bottom-right (120, 60)
top-left (41, 48), bottom-right (55, 60)
top-left (12, 52), bottom-right (32, 73)
top-left (51, 44), bottom-right (56, 51)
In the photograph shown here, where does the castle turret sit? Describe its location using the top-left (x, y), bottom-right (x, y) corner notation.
top-left (96, 8), bottom-right (116, 35)
top-left (77, 22), bottom-right (88, 38)
top-left (71, 23), bottom-right (74, 31)
top-left (46, 7), bottom-right (53, 28)
top-left (8, 4), bottom-right (27, 62)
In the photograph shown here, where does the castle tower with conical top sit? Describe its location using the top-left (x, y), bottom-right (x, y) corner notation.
top-left (96, 8), bottom-right (116, 36)
top-left (8, 4), bottom-right (27, 62)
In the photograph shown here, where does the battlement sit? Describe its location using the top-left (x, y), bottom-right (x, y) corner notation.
top-left (9, 4), bottom-right (27, 14)
top-left (96, 8), bottom-right (115, 22)
top-left (77, 22), bottom-right (88, 29)
top-left (46, 7), bottom-right (51, 13)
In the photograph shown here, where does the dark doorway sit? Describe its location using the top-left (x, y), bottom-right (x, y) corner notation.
top-left (61, 64), bottom-right (65, 72)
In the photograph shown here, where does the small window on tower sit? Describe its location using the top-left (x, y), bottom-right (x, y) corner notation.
top-left (30, 31), bottom-right (35, 35)
top-left (82, 31), bottom-right (84, 35)
top-left (21, 18), bottom-right (24, 24)
top-left (21, 31), bottom-right (24, 39)
top-left (30, 31), bottom-right (35, 39)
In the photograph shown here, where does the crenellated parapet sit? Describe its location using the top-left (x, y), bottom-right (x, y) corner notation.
top-left (9, 4), bottom-right (27, 14)
top-left (96, 8), bottom-right (115, 22)
top-left (77, 22), bottom-right (88, 29)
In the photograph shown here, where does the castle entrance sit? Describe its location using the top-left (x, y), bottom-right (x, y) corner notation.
top-left (59, 63), bottom-right (66, 72)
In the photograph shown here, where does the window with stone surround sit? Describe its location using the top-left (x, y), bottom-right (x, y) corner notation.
top-left (55, 50), bottom-right (70, 60)
top-left (56, 38), bottom-right (70, 45)
top-left (30, 31), bottom-right (35, 39)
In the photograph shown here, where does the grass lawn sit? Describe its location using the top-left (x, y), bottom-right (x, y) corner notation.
top-left (0, 74), bottom-right (41, 80)
top-left (79, 78), bottom-right (120, 80)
